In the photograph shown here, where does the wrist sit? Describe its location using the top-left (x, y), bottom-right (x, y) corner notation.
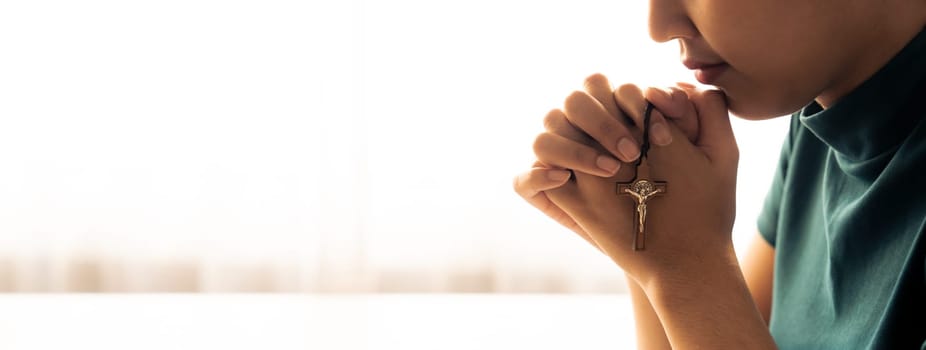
top-left (638, 245), bottom-right (774, 349)
top-left (629, 236), bottom-right (738, 290)
top-left (642, 246), bottom-right (744, 305)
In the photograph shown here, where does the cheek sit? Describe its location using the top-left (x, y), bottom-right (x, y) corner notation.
top-left (715, 40), bottom-right (827, 119)
top-left (694, 0), bottom-right (846, 119)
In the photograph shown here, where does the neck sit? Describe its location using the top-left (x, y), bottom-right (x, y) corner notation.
top-left (816, 23), bottom-right (925, 109)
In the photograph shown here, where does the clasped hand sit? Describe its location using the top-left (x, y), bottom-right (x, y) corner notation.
top-left (513, 74), bottom-right (740, 288)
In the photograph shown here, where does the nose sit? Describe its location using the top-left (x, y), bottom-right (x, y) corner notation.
top-left (648, 0), bottom-right (698, 43)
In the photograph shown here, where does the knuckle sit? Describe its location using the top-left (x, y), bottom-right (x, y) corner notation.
top-left (512, 174), bottom-right (525, 195)
top-left (532, 133), bottom-right (553, 156)
top-left (542, 109), bottom-right (562, 131)
top-left (615, 84), bottom-right (645, 121)
top-left (597, 120), bottom-right (615, 137)
top-left (572, 146), bottom-right (593, 163)
top-left (703, 89), bottom-right (724, 97)
top-left (703, 89), bottom-right (727, 103)
top-left (669, 86), bottom-right (689, 101)
top-left (615, 83), bottom-right (642, 98)
top-left (583, 73), bottom-right (608, 88)
top-left (564, 90), bottom-right (589, 111)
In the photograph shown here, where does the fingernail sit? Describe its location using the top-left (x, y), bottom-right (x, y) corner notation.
top-left (651, 122), bottom-right (673, 146)
top-left (652, 87), bottom-right (672, 102)
top-left (547, 170), bottom-right (572, 182)
top-left (669, 86), bottom-right (688, 101)
top-left (617, 138), bottom-right (640, 161)
top-left (596, 155), bottom-right (621, 174)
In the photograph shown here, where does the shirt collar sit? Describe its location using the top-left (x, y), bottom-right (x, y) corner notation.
top-left (799, 28), bottom-right (926, 175)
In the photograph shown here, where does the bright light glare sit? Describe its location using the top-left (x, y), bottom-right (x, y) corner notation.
top-left (0, 0), bottom-right (788, 291)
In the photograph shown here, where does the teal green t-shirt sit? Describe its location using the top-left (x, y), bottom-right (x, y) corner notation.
top-left (757, 29), bottom-right (926, 349)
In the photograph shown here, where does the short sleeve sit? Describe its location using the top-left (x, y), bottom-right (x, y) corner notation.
top-left (756, 116), bottom-right (799, 247)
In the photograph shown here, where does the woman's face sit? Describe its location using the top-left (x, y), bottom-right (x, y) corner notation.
top-left (648, 0), bottom-right (925, 119)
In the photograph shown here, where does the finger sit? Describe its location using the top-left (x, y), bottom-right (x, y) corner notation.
top-left (583, 73), bottom-right (621, 118)
top-left (676, 82), bottom-right (697, 90)
top-left (543, 108), bottom-right (593, 144)
top-left (614, 84), bottom-right (672, 146)
top-left (563, 91), bottom-right (641, 163)
top-left (689, 89), bottom-right (738, 169)
top-left (513, 167), bottom-right (573, 200)
top-left (668, 86), bottom-right (700, 141)
top-left (670, 86), bottom-right (739, 172)
top-left (644, 86), bottom-right (700, 144)
top-left (533, 132), bottom-right (622, 177)
top-left (614, 83), bottom-right (647, 126)
top-left (513, 167), bottom-right (604, 254)
top-left (567, 217), bottom-right (606, 255)
top-left (531, 190), bottom-right (604, 253)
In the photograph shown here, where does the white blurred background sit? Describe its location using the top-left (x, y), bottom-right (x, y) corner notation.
top-left (0, 0), bottom-right (789, 293)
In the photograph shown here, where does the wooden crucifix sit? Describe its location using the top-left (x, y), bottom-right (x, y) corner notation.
top-left (615, 103), bottom-right (667, 251)
top-left (616, 159), bottom-right (666, 251)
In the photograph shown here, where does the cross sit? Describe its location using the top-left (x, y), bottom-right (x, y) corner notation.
top-left (616, 157), bottom-right (666, 251)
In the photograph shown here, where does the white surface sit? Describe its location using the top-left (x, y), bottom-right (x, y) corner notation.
top-left (0, 294), bottom-right (635, 350)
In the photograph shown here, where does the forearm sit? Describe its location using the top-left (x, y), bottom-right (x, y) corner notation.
top-left (626, 274), bottom-right (671, 350)
top-left (643, 247), bottom-right (777, 349)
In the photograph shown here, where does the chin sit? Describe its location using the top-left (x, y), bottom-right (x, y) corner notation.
top-left (722, 87), bottom-right (809, 121)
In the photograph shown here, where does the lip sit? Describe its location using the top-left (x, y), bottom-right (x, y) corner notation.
top-left (682, 59), bottom-right (729, 85)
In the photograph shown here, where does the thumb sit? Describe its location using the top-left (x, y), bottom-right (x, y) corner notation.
top-left (644, 87), bottom-right (699, 143)
top-left (681, 88), bottom-right (738, 169)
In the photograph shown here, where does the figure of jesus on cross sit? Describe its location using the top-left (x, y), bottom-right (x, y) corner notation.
top-left (616, 161), bottom-right (666, 251)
